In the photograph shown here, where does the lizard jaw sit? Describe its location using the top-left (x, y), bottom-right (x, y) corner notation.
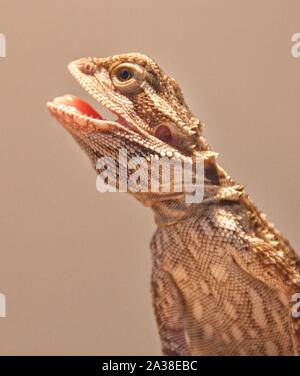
top-left (47, 94), bottom-right (145, 137)
top-left (47, 96), bottom-right (184, 161)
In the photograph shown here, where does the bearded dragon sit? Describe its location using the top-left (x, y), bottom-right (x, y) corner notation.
top-left (47, 53), bottom-right (300, 355)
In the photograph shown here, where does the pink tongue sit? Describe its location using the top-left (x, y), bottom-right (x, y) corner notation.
top-left (54, 95), bottom-right (103, 119)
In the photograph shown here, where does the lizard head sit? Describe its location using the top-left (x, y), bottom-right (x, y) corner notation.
top-left (47, 52), bottom-right (209, 154)
top-left (47, 53), bottom-right (219, 202)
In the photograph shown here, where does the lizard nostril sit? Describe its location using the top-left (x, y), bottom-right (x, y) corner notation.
top-left (80, 61), bottom-right (97, 75)
top-left (154, 124), bottom-right (173, 144)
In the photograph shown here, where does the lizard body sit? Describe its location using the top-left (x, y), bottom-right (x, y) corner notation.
top-left (47, 53), bottom-right (300, 355)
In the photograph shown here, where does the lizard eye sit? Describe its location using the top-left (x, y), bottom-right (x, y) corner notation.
top-left (111, 63), bottom-right (145, 95)
top-left (116, 68), bottom-right (133, 81)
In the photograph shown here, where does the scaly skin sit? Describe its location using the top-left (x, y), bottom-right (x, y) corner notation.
top-left (47, 53), bottom-right (300, 355)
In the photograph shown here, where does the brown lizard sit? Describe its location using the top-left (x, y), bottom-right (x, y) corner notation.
top-left (47, 53), bottom-right (300, 355)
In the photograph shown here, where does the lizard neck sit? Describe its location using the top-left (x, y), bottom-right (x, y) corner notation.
top-left (150, 191), bottom-right (243, 227)
top-left (147, 161), bottom-right (244, 227)
top-left (135, 134), bottom-right (244, 226)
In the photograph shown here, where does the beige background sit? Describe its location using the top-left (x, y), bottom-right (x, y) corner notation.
top-left (0, 0), bottom-right (299, 355)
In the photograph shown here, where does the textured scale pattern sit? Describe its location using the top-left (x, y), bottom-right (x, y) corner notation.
top-left (151, 204), bottom-right (297, 355)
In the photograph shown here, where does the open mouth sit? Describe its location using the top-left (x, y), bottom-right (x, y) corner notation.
top-left (47, 94), bottom-right (138, 134)
top-left (53, 95), bottom-right (105, 121)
